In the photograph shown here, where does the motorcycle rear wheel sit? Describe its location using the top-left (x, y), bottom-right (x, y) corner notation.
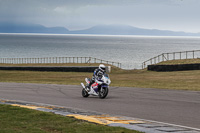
top-left (82, 88), bottom-right (89, 97)
top-left (99, 87), bottom-right (108, 99)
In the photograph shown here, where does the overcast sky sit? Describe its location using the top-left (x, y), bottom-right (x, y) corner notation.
top-left (0, 0), bottom-right (200, 33)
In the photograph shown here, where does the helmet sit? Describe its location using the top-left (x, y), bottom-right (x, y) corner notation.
top-left (99, 64), bottom-right (106, 72)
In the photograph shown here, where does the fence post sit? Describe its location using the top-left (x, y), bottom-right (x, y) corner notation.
top-left (94, 58), bottom-right (96, 63)
top-left (186, 51), bottom-right (187, 59)
top-left (87, 57), bottom-right (91, 63)
top-left (193, 51), bottom-right (195, 59)
top-left (167, 53), bottom-right (169, 60)
top-left (162, 54), bottom-right (164, 61)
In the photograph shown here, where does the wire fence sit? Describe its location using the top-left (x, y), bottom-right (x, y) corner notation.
top-left (142, 50), bottom-right (200, 69)
top-left (0, 57), bottom-right (122, 68)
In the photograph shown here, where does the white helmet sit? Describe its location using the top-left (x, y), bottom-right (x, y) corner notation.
top-left (99, 64), bottom-right (106, 72)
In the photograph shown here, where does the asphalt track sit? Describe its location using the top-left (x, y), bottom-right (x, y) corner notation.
top-left (0, 82), bottom-right (199, 129)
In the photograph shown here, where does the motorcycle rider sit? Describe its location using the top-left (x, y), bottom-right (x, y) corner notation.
top-left (87, 64), bottom-right (106, 91)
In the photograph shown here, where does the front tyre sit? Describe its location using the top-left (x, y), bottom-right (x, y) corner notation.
top-left (82, 88), bottom-right (89, 98)
top-left (99, 87), bottom-right (109, 99)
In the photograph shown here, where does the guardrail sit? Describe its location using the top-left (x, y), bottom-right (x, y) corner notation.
top-left (0, 57), bottom-right (122, 68)
top-left (142, 50), bottom-right (200, 69)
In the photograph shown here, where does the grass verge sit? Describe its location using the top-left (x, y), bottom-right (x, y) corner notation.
top-left (0, 69), bottom-right (200, 91)
top-left (0, 104), bottom-right (142, 133)
top-left (157, 58), bottom-right (200, 65)
top-left (0, 63), bottom-right (200, 91)
top-left (110, 69), bottom-right (200, 91)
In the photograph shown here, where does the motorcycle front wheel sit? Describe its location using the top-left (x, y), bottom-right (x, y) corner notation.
top-left (82, 88), bottom-right (89, 97)
top-left (99, 87), bottom-right (109, 99)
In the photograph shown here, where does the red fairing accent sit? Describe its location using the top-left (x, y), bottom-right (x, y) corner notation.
top-left (92, 82), bottom-right (98, 87)
top-left (92, 82), bottom-right (99, 93)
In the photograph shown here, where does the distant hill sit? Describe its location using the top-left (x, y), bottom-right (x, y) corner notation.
top-left (71, 24), bottom-right (200, 36)
top-left (0, 22), bottom-right (69, 34)
top-left (0, 22), bottom-right (199, 36)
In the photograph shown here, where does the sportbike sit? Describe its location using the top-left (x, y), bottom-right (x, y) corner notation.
top-left (81, 73), bottom-right (111, 99)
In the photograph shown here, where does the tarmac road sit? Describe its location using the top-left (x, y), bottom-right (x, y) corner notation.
top-left (0, 82), bottom-right (199, 129)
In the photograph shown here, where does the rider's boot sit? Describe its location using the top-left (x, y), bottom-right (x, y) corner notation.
top-left (86, 81), bottom-right (93, 92)
top-left (86, 85), bottom-right (90, 92)
top-left (86, 82), bottom-right (91, 92)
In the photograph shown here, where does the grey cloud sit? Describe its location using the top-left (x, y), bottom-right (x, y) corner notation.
top-left (0, 0), bottom-right (200, 32)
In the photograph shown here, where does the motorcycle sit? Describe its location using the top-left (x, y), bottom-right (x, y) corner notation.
top-left (81, 73), bottom-right (111, 99)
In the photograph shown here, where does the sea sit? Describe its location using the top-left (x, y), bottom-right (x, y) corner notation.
top-left (1, 33), bottom-right (200, 69)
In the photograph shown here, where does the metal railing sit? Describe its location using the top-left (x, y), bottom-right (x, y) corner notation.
top-left (0, 57), bottom-right (122, 68)
top-left (142, 50), bottom-right (200, 69)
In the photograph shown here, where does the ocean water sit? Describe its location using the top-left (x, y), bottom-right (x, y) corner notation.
top-left (0, 33), bottom-right (200, 69)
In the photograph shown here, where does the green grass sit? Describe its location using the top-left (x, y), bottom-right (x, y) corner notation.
top-left (0, 104), bottom-right (141, 133)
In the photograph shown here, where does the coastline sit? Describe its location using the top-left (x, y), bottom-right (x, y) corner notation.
top-left (1, 32), bottom-right (200, 38)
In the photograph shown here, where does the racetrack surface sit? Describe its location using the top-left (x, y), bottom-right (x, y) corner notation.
top-left (0, 82), bottom-right (199, 129)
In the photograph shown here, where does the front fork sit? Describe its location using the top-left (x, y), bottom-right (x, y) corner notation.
top-left (98, 85), bottom-right (106, 93)
top-left (81, 83), bottom-right (85, 89)
top-left (81, 83), bottom-right (89, 92)
top-left (83, 82), bottom-right (91, 92)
